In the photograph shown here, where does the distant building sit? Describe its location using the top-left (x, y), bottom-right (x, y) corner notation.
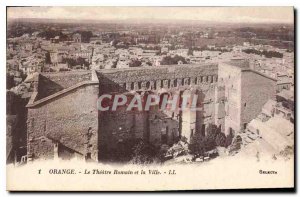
top-left (73, 33), bottom-right (82, 43)
top-left (22, 42), bottom-right (34, 51)
top-left (50, 36), bottom-right (60, 43)
top-left (276, 74), bottom-right (292, 92)
top-left (20, 56), bottom-right (44, 75)
top-left (276, 89), bottom-right (294, 116)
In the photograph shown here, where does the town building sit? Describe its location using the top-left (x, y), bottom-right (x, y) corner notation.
top-left (73, 33), bottom-right (82, 43)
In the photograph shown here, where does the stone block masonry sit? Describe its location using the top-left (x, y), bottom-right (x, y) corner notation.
top-left (27, 80), bottom-right (99, 161)
top-left (25, 61), bottom-right (276, 162)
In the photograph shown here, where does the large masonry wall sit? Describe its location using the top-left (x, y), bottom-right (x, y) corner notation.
top-left (97, 64), bottom-right (219, 153)
top-left (217, 63), bottom-right (242, 135)
top-left (240, 71), bottom-right (276, 130)
top-left (96, 64), bottom-right (218, 94)
top-left (25, 61), bottom-right (276, 162)
top-left (27, 84), bottom-right (99, 161)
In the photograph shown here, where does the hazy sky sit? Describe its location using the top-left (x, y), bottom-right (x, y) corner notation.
top-left (7, 7), bottom-right (294, 24)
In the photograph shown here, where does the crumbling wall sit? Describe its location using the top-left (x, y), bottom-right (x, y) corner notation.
top-left (148, 110), bottom-right (180, 146)
top-left (97, 64), bottom-right (219, 155)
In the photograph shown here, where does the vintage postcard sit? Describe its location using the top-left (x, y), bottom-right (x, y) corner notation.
top-left (6, 6), bottom-right (295, 191)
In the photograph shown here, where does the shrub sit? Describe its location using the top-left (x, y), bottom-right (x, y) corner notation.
top-left (215, 132), bottom-right (227, 147)
top-left (160, 55), bottom-right (187, 65)
top-left (225, 132), bottom-right (234, 147)
top-left (129, 60), bottom-right (142, 67)
top-left (189, 124), bottom-right (232, 155)
top-left (130, 140), bottom-right (159, 164)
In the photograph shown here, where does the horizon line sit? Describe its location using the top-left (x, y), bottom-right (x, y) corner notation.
top-left (7, 17), bottom-right (294, 25)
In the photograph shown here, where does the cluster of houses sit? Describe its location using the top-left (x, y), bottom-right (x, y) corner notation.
top-left (7, 29), bottom-right (294, 100)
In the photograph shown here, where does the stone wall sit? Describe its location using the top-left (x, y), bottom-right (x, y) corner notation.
top-left (7, 91), bottom-right (28, 163)
top-left (217, 62), bottom-right (276, 135)
top-left (241, 70), bottom-right (276, 131)
top-left (96, 64), bottom-right (218, 94)
top-left (97, 64), bottom-right (219, 154)
top-left (217, 62), bottom-right (242, 135)
top-left (27, 84), bottom-right (99, 161)
top-left (25, 61), bottom-right (277, 162)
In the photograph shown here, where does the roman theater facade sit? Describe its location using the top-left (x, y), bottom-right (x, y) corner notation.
top-left (25, 60), bottom-right (276, 161)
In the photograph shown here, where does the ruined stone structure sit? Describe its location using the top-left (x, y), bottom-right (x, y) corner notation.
top-left (25, 60), bottom-right (276, 162)
top-left (216, 60), bottom-right (277, 136)
top-left (96, 64), bottom-right (218, 159)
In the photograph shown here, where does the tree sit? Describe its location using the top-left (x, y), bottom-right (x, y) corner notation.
top-left (215, 132), bottom-right (226, 147)
top-left (77, 57), bottom-right (89, 68)
top-left (146, 61), bottom-right (152, 66)
top-left (189, 124), bottom-right (230, 155)
top-left (225, 132), bottom-right (234, 147)
top-left (130, 140), bottom-right (159, 164)
top-left (129, 60), bottom-right (142, 67)
top-left (242, 48), bottom-right (283, 58)
top-left (62, 57), bottom-right (89, 69)
top-left (187, 48), bottom-right (194, 56)
top-left (203, 124), bottom-right (219, 151)
top-left (189, 132), bottom-right (205, 156)
top-left (37, 29), bottom-right (63, 40)
top-left (160, 55), bottom-right (187, 65)
top-left (63, 58), bottom-right (77, 68)
top-left (76, 31), bottom-right (93, 43)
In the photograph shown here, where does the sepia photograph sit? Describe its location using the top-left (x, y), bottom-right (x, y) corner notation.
top-left (5, 6), bottom-right (295, 191)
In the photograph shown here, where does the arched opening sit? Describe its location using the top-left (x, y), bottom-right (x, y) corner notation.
top-left (130, 82), bottom-right (134, 90)
top-left (146, 81), bottom-right (150, 89)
